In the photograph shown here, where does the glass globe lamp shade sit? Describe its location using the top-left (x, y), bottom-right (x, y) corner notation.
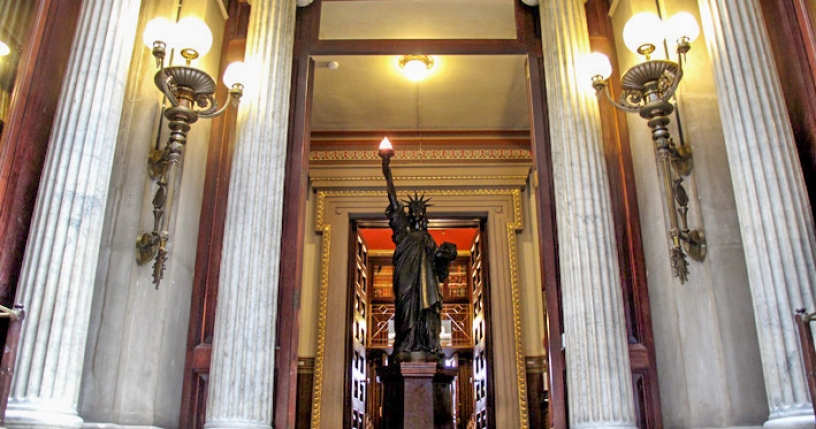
top-left (623, 12), bottom-right (665, 56)
top-left (665, 12), bottom-right (700, 44)
top-left (142, 17), bottom-right (174, 49)
top-left (223, 61), bottom-right (248, 88)
top-left (399, 55), bottom-right (434, 82)
top-left (585, 52), bottom-right (613, 81)
top-left (0, 41), bottom-right (10, 57)
top-left (173, 17), bottom-right (213, 58)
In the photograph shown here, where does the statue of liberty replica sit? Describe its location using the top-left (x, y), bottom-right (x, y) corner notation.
top-left (378, 138), bottom-right (458, 360)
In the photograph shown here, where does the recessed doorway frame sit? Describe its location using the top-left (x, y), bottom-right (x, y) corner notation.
top-left (310, 187), bottom-right (529, 429)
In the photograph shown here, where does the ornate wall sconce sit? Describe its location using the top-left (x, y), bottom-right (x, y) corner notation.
top-left (587, 12), bottom-right (705, 283)
top-left (136, 16), bottom-right (248, 287)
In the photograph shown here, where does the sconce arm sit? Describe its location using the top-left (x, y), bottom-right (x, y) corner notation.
top-left (595, 81), bottom-right (642, 114)
top-left (198, 86), bottom-right (243, 119)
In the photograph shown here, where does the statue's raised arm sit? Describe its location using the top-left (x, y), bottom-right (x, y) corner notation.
top-left (381, 153), bottom-right (399, 211)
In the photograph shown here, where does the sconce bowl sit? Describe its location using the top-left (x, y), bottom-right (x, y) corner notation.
top-left (155, 66), bottom-right (217, 96)
top-left (620, 60), bottom-right (679, 91)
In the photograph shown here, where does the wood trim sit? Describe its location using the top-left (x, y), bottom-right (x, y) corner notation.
top-left (274, 4), bottom-right (318, 429)
top-left (521, 6), bottom-right (567, 428)
top-left (760, 0), bottom-right (816, 221)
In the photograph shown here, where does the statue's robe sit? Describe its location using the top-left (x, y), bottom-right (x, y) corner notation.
top-left (387, 204), bottom-right (443, 354)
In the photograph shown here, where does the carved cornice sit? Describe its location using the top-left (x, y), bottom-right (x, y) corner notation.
top-left (310, 149), bottom-right (532, 162)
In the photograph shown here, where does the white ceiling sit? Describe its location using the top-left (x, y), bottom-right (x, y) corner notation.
top-left (309, 0), bottom-right (531, 133)
top-left (311, 55), bottom-right (530, 132)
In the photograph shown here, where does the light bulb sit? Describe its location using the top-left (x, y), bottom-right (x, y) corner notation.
top-left (0, 41), bottom-right (10, 57)
top-left (223, 62), bottom-right (248, 88)
top-left (142, 17), bottom-right (174, 49)
top-left (399, 55), bottom-right (434, 82)
top-left (623, 12), bottom-right (665, 57)
top-left (173, 17), bottom-right (213, 59)
top-left (585, 52), bottom-right (613, 81)
top-left (666, 12), bottom-right (700, 45)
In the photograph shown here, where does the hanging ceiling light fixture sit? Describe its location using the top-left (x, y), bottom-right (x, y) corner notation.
top-left (136, 16), bottom-right (248, 287)
top-left (586, 11), bottom-right (705, 283)
top-left (398, 55), bottom-right (434, 82)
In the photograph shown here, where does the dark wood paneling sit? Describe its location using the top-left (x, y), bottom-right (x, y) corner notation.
top-left (759, 0), bottom-right (816, 222)
top-left (179, 2), bottom-right (250, 428)
top-left (585, 1), bottom-right (662, 428)
top-left (525, 356), bottom-right (548, 429)
top-left (296, 358), bottom-right (316, 429)
top-left (0, 0), bottom-right (81, 307)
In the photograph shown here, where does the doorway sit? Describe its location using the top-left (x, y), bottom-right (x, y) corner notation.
top-left (348, 220), bottom-right (495, 429)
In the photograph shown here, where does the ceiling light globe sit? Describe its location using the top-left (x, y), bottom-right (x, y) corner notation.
top-left (143, 17), bottom-right (174, 49)
top-left (223, 61), bottom-right (248, 88)
top-left (173, 17), bottom-right (213, 59)
top-left (399, 55), bottom-right (434, 82)
top-left (623, 12), bottom-right (664, 57)
top-left (585, 52), bottom-right (613, 81)
top-left (0, 41), bottom-right (10, 57)
top-left (666, 12), bottom-right (700, 44)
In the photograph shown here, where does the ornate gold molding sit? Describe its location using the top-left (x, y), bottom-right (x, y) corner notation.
top-left (310, 175), bottom-right (530, 183)
top-left (311, 224), bottom-right (331, 429)
top-left (310, 149), bottom-right (532, 162)
top-left (507, 223), bottom-right (529, 429)
top-left (314, 189), bottom-right (522, 231)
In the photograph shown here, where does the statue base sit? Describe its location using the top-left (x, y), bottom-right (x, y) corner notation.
top-left (378, 355), bottom-right (457, 429)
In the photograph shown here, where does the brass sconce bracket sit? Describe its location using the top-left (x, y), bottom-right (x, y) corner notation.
top-left (594, 48), bottom-right (706, 284)
top-left (136, 44), bottom-right (243, 288)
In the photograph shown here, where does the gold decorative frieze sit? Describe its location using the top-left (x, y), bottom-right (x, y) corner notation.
top-left (310, 149), bottom-right (532, 162)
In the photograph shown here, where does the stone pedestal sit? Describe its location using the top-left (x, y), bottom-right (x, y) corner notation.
top-left (379, 361), bottom-right (457, 429)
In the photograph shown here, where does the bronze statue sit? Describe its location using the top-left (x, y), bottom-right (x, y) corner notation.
top-left (379, 142), bottom-right (457, 358)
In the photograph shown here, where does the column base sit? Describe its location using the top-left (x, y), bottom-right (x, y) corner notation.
top-left (4, 400), bottom-right (83, 429)
top-left (203, 421), bottom-right (272, 429)
top-left (764, 413), bottom-right (816, 429)
top-left (83, 424), bottom-right (164, 429)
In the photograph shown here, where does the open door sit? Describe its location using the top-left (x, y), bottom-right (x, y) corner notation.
top-left (470, 227), bottom-right (494, 428)
top-left (347, 227), bottom-right (369, 428)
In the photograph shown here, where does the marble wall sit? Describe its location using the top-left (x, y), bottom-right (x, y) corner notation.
top-left (79, 0), bottom-right (226, 426)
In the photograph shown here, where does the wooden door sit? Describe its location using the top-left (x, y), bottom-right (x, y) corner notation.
top-left (347, 229), bottom-right (369, 429)
top-left (470, 229), bottom-right (492, 429)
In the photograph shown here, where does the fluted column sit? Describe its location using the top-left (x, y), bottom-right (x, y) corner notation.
top-left (203, 1), bottom-right (296, 428)
top-left (697, 0), bottom-right (816, 426)
top-left (4, 1), bottom-right (141, 428)
top-left (538, 1), bottom-right (637, 427)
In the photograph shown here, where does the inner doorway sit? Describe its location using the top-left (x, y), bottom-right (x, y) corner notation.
top-left (349, 219), bottom-right (495, 429)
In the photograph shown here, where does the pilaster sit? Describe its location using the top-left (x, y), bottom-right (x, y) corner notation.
top-left (697, 0), bottom-right (816, 426)
top-left (4, 0), bottom-right (141, 428)
top-left (538, 0), bottom-right (637, 427)
top-left (203, 0), bottom-right (296, 427)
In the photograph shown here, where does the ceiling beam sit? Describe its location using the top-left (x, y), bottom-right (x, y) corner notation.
top-left (310, 38), bottom-right (529, 56)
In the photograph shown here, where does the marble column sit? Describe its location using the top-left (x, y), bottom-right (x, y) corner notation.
top-left (538, 1), bottom-right (637, 427)
top-left (203, 1), bottom-right (296, 428)
top-left (697, 0), bottom-right (816, 426)
top-left (3, 1), bottom-right (141, 428)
